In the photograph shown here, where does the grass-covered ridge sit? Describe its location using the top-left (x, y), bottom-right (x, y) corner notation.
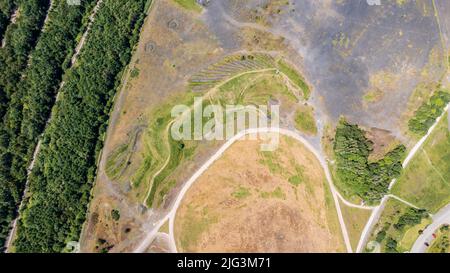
top-left (14, 0), bottom-right (148, 253)
top-left (114, 54), bottom-right (305, 209)
top-left (333, 120), bottom-right (406, 204)
top-left (277, 59), bottom-right (311, 99)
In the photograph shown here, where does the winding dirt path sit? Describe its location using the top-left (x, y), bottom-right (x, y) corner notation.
top-left (134, 127), bottom-right (353, 253)
top-left (356, 104), bottom-right (450, 253)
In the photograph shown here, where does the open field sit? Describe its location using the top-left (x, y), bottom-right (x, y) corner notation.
top-left (338, 200), bottom-right (372, 251)
top-left (365, 198), bottom-right (430, 253)
top-left (392, 115), bottom-right (450, 213)
top-left (174, 135), bottom-right (345, 253)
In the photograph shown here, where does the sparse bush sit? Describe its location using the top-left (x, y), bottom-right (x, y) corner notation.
top-left (408, 90), bottom-right (450, 136)
top-left (394, 208), bottom-right (428, 230)
top-left (111, 210), bottom-right (120, 221)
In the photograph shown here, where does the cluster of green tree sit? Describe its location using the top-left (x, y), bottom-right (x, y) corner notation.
top-left (333, 120), bottom-right (406, 204)
top-left (375, 207), bottom-right (428, 253)
top-left (408, 90), bottom-right (450, 136)
top-left (0, 0), bottom-right (96, 251)
top-left (0, 0), bottom-right (50, 118)
top-left (14, 0), bottom-right (148, 253)
top-left (393, 207), bottom-right (428, 230)
top-left (0, 0), bottom-right (50, 250)
top-left (384, 237), bottom-right (398, 253)
top-left (0, 0), bottom-right (16, 41)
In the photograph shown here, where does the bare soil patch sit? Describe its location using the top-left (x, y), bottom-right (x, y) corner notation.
top-left (174, 135), bottom-right (345, 253)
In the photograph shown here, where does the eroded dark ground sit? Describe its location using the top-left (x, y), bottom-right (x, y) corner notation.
top-left (204, 0), bottom-right (448, 136)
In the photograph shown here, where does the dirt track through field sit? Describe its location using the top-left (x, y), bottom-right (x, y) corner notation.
top-left (134, 127), bottom-right (353, 253)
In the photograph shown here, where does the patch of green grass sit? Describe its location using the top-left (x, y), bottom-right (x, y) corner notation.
top-left (288, 175), bottom-right (302, 186)
top-left (294, 106), bottom-right (318, 135)
top-left (260, 186), bottom-right (286, 200)
top-left (172, 0), bottom-right (202, 12)
top-left (132, 156), bottom-right (153, 188)
top-left (232, 186), bottom-right (251, 199)
top-left (277, 59), bottom-right (311, 99)
top-left (392, 115), bottom-right (450, 213)
top-left (259, 151), bottom-right (283, 175)
top-left (399, 218), bottom-right (431, 250)
top-left (288, 165), bottom-right (305, 187)
top-left (148, 138), bottom-right (198, 207)
top-left (130, 67), bottom-right (140, 78)
top-left (131, 92), bottom-right (197, 205)
top-left (339, 200), bottom-right (372, 251)
top-left (217, 71), bottom-right (296, 106)
top-left (363, 89), bottom-right (383, 103)
top-left (179, 205), bottom-right (218, 251)
top-left (105, 144), bottom-right (129, 180)
top-left (156, 179), bottom-right (178, 205)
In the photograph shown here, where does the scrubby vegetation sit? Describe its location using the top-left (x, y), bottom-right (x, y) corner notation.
top-left (367, 199), bottom-right (430, 253)
top-left (333, 120), bottom-right (406, 204)
top-left (111, 209), bottom-right (120, 221)
top-left (294, 106), bottom-right (317, 135)
top-left (339, 200), bottom-right (372, 250)
top-left (408, 90), bottom-right (450, 136)
top-left (393, 207), bottom-right (428, 230)
top-left (13, 0), bottom-right (148, 253)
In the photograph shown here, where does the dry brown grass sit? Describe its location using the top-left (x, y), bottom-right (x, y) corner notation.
top-left (174, 135), bottom-right (345, 253)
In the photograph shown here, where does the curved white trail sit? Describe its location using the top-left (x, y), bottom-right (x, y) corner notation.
top-left (357, 104), bottom-right (450, 253)
top-left (135, 127), bottom-right (353, 253)
top-left (411, 204), bottom-right (450, 253)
